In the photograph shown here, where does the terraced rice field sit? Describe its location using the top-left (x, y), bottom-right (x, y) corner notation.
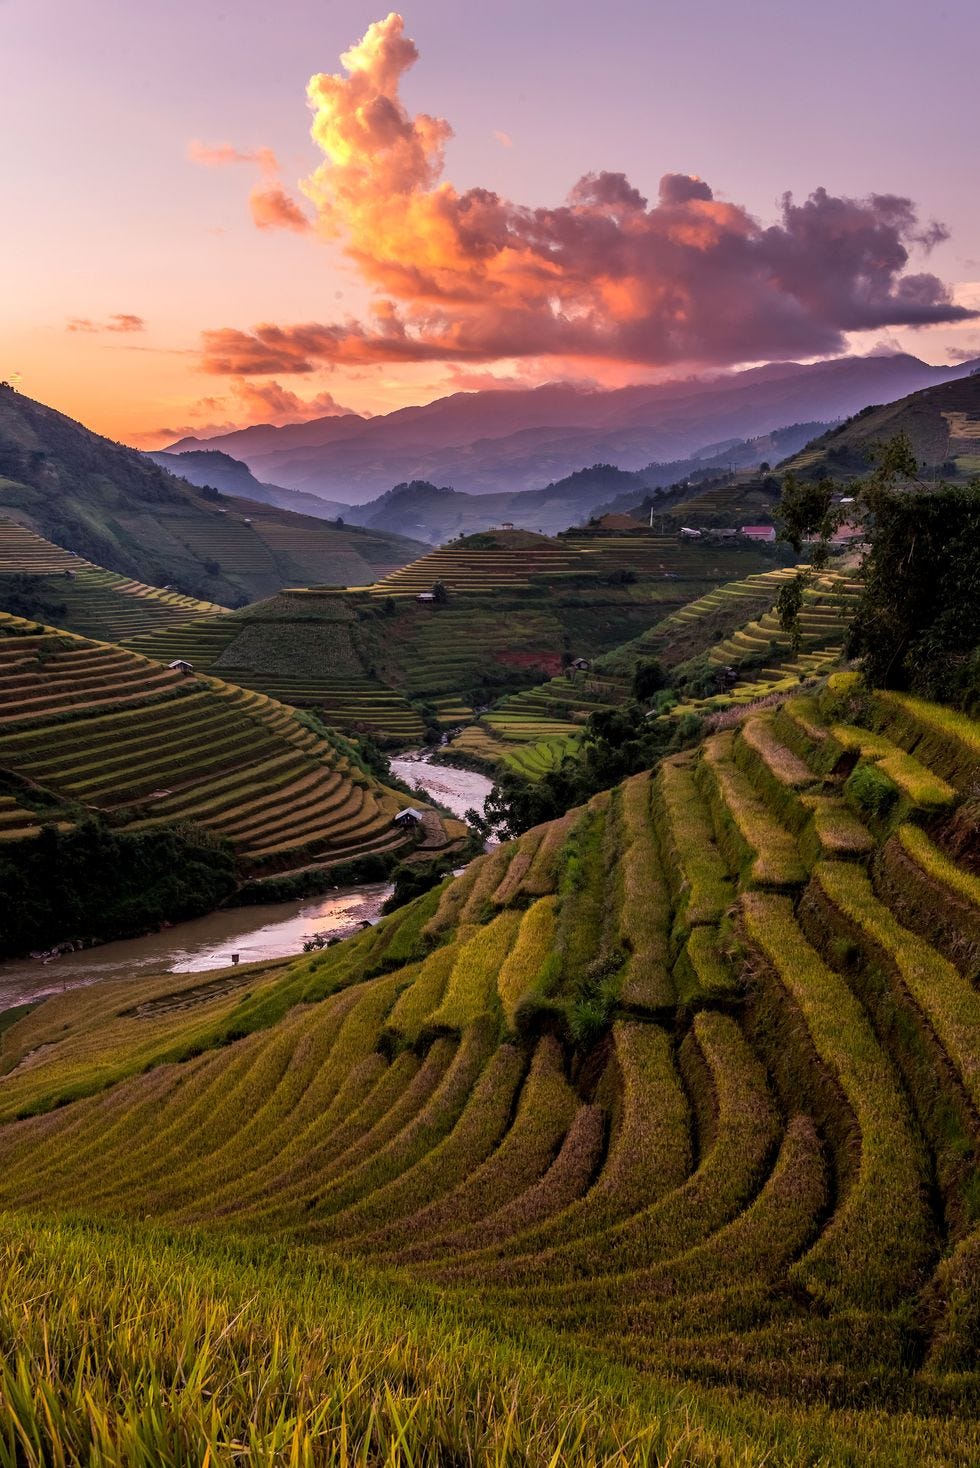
top-left (373, 528), bottom-right (780, 597)
top-left (0, 516), bottom-right (226, 641)
top-left (1, 674), bottom-right (976, 1442)
top-left (452, 567), bottom-right (860, 776)
top-left (0, 612), bottom-right (430, 872)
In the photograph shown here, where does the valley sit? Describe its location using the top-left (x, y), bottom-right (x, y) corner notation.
top-left (0, 366), bottom-right (977, 1464)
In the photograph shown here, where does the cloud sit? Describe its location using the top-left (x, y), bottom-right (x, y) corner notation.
top-left (188, 140), bottom-right (278, 172)
top-left (134, 379), bottom-right (357, 448)
top-left (493, 130), bottom-right (513, 149)
top-left (249, 184), bottom-right (312, 232)
top-left (189, 139), bottom-right (310, 231)
top-left (201, 12), bottom-right (975, 378)
top-left (228, 377), bottom-right (354, 421)
top-left (67, 313), bottom-right (145, 334)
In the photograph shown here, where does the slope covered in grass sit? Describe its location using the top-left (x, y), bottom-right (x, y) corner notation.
top-left (0, 674), bottom-right (977, 1459)
top-left (0, 389), bottom-right (424, 605)
top-left (0, 516), bottom-right (227, 641)
top-left (454, 565), bottom-right (859, 774)
top-left (123, 530), bottom-right (785, 745)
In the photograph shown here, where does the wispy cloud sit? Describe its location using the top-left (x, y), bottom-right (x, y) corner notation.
top-left (188, 139), bottom-right (311, 232)
top-left (67, 313), bottom-right (145, 334)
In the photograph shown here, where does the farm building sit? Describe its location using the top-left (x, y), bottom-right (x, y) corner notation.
top-left (740, 525), bottom-right (776, 542)
top-left (393, 807), bottom-right (425, 827)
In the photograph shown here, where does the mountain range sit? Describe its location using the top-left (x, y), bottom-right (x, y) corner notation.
top-left (166, 352), bottom-right (980, 504)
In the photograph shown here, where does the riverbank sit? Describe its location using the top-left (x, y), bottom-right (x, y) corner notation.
top-left (0, 882), bottom-right (393, 1016)
top-left (0, 751), bottom-right (492, 1017)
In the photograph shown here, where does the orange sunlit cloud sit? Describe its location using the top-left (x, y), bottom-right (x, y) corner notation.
top-left (189, 138), bottom-right (312, 233)
top-left (132, 377), bottom-right (357, 448)
top-left (199, 12), bottom-right (974, 382)
top-left (249, 184), bottom-right (312, 233)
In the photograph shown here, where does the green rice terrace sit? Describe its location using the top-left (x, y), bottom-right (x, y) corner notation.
top-left (0, 516), bottom-right (227, 642)
top-left (0, 611), bottom-right (455, 876)
top-left (0, 671), bottom-right (977, 1462)
top-left (450, 566), bottom-right (859, 775)
top-left (123, 529), bottom-right (784, 745)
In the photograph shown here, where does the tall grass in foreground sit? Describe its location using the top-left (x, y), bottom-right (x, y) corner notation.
top-left (1, 1213), bottom-right (977, 1467)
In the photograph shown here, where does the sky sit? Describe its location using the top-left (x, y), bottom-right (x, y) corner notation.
top-left (3, 0), bottom-right (980, 446)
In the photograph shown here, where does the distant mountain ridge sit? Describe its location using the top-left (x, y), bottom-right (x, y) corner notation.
top-left (147, 448), bottom-right (349, 519)
top-left (346, 422), bottom-right (831, 541)
top-left (165, 353), bottom-right (980, 503)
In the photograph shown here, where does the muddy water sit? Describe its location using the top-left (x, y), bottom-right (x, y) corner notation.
top-left (0, 752), bottom-right (493, 1017)
top-left (0, 882), bottom-right (391, 1015)
top-left (389, 749), bottom-right (494, 823)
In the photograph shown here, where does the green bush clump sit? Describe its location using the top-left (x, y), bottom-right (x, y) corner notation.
top-left (845, 762), bottom-right (899, 820)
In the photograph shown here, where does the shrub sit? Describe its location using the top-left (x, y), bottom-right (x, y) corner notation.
top-left (845, 761), bottom-right (899, 820)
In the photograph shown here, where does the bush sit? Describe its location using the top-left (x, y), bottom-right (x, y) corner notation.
top-left (845, 762), bottom-right (899, 820)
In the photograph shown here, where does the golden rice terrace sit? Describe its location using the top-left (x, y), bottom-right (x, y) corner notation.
top-left (1, 670), bottom-right (977, 1448)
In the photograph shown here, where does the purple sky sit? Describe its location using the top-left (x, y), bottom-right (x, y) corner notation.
top-left (3, 0), bottom-right (979, 443)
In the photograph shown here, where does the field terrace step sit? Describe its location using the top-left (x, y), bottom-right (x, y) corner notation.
top-left (0, 613), bottom-right (428, 871)
top-left (803, 861), bottom-right (980, 1120)
top-left (874, 824), bottom-right (980, 976)
top-left (0, 519), bottom-right (227, 641)
top-left (742, 892), bottom-right (933, 1311)
top-left (695, 731), bottom-right (807, 890)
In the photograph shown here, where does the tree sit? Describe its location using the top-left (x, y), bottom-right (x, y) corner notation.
top-left (431, 579), bottom-right (448, 604)
top-left (848, 476), bottom-right (980, 708)
top-left (632, 659), bottom-right (665, 702)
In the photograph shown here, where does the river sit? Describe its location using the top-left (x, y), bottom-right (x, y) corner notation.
top-left (0, 749), bottom-right (493, 1016)
top-left (389, 749), bottom-right (494, 822)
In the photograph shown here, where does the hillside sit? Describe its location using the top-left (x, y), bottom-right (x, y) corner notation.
top-left (780, 369), bottom-right (980, 482)
top-left (168, 353), bottom-right (978, 501)
top-left (345, 467), bottom-right (648, 543)
top-left (0, 516), bottom-right (228, 642)
top-left (450, 565), bottom-right (860, 776)
top-left (125, 530), bottom-right (785, 743)
top-left (0, 611), bottom-right (446, 900)
top-left (0, 388), bottom-right (425, 604)
top-left (345, 426), bottom-right (830, 543)
top-left (0, 673), bottom-right (977, 1458)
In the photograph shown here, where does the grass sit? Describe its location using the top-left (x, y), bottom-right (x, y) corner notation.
top-left (811, 861), bottom-right (980, 1114)
top-left (829, 723), bottom-right (957, 815)
top-left (496, 895), bottom-right (558, 1031)
top-left (654, 757), bottom-right (734, 933)
top-left (698, 732), bottom-right (807, 889)
top-left (428, 910), bottom-right (522, 1031)
top-left (742, 891), bottom-right (933, 1310)
top-left (0, 670), bottom-right (978, 1448)
top-left (896, 822), bottom-right (980, 911)
top-left (5, 1213), bottom-right (978, 1468)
